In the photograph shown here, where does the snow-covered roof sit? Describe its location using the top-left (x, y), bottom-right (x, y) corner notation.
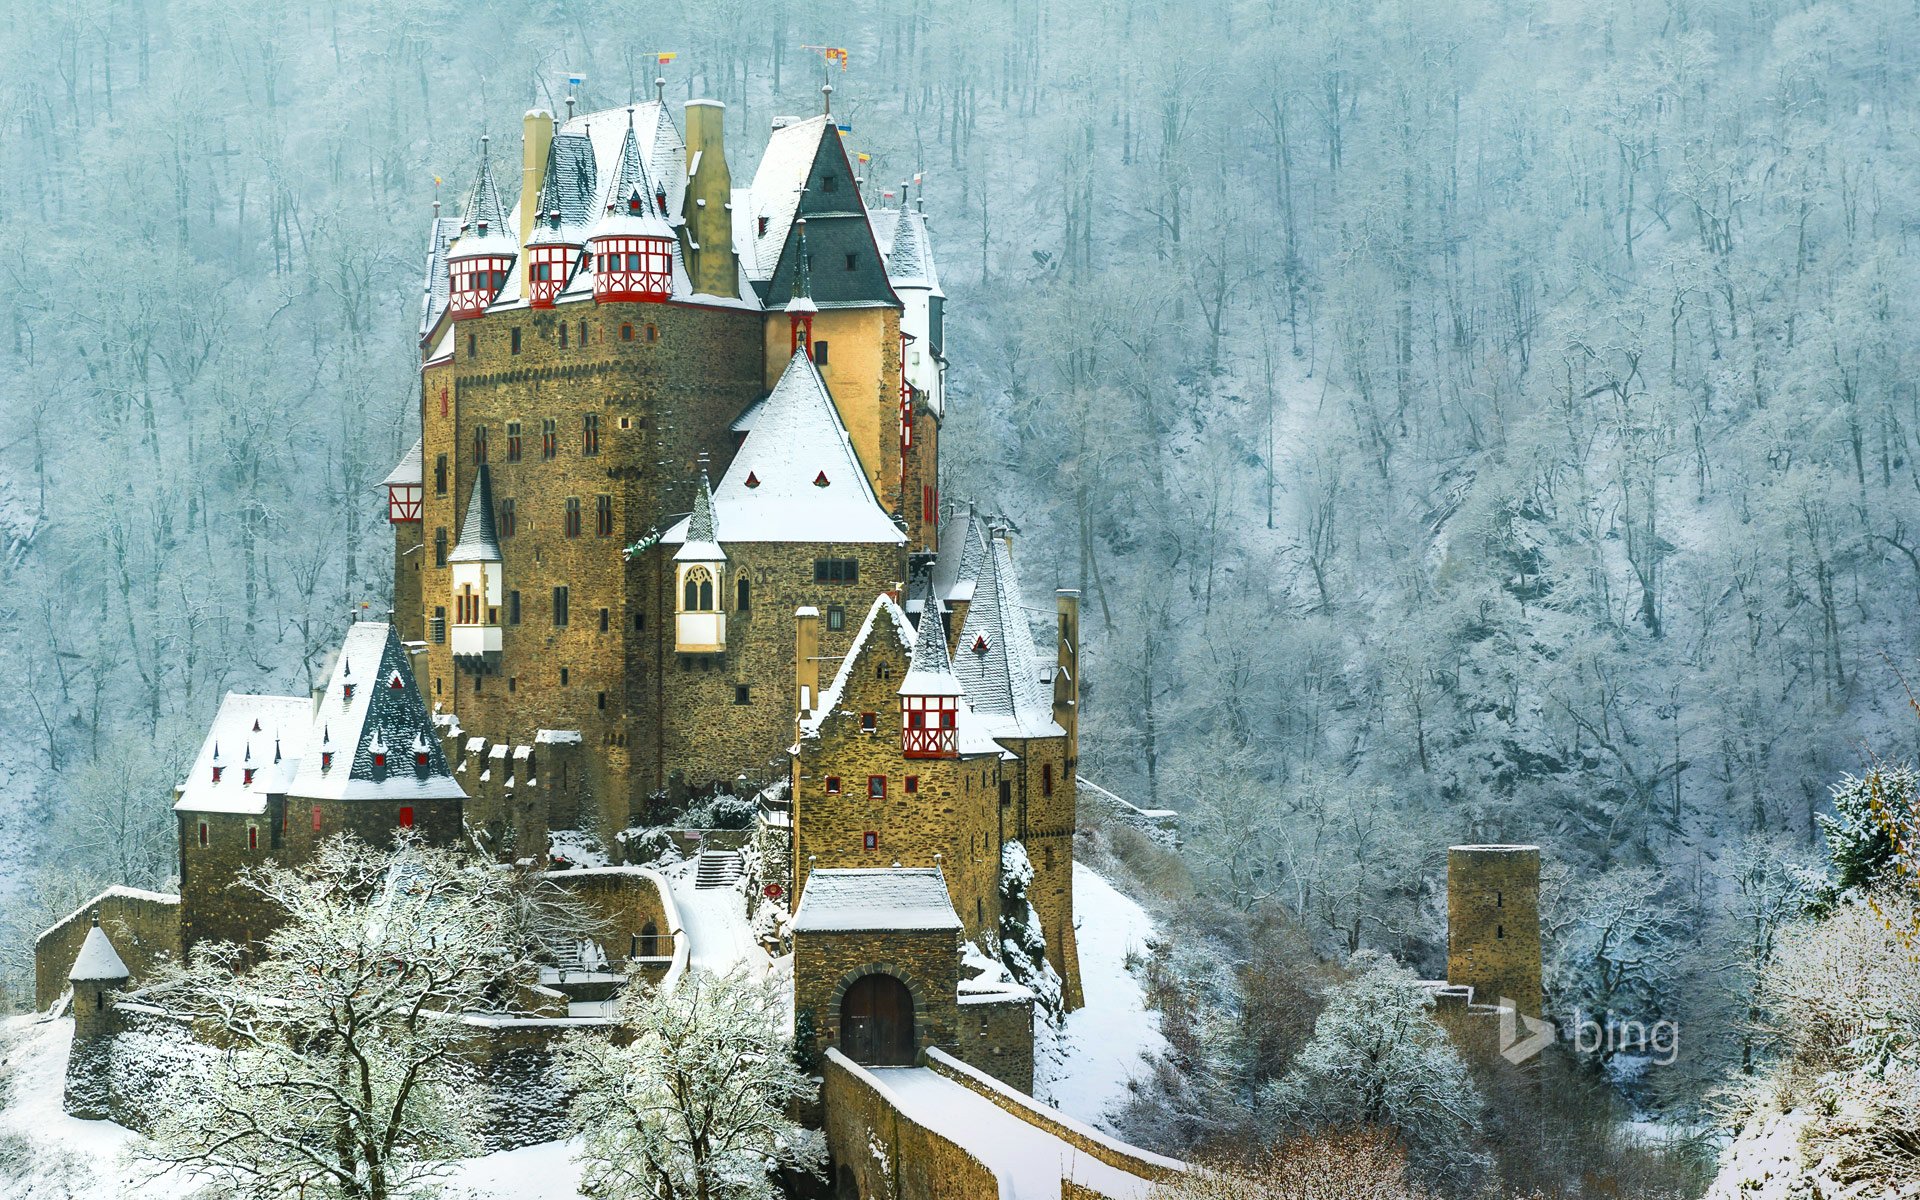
top-left (533, 129), bottom-right (599, 233)
top-left (419, 215), bottom-right (456, 337)
top-left (899, 578), bottom-right (963, 697)
top-left (380, 437), bottom-right (424, 489)
top-left (953, 530), bottom-right (1063, 739)
top-left (742, 116), bottom-right (831, 281)
top-left (542, 102), bottom-right (686, 250)
top-left (590, 117), bottom-right (675, 243)
top-left (662, 353), bottom-right (904, 545)
top-left (803, 595), bottom-right (919, 737)
top-left (287, 623), bottom-right (465, 803)
top-left (448, 463), bottom-right (502, 563)
top-left (793, 868), bottom-right (962, 933)
top-left (69, 921), bottom-right (130, 981)
top-left (932, 506), bottom-right (993, 603)
top-left (672, 470), bottom-right (725, 563)
top-left (884, 208), bottom-right (943, 295)
top-left (175, 693), bottom-right (314, 814)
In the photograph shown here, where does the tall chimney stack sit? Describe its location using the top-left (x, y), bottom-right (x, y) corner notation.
top-left (682, 100), bottom-right (738, 298)
top-left (795, 606), bottom-right (821, 719)
top-left (519, 109), bottom-right (555, 292)
top-left (1054, 589), bottom-right (1080, 770)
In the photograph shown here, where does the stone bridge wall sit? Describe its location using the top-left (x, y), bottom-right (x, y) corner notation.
top-left (821, 1049), bottom-right (1001, 1200)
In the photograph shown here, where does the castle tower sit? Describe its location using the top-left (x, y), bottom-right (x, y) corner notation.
top-left (445, 136), bottom-right (517, 321)
top-left (65, 913), bottom-right (129, 1120)
top-left (447, 463), bottom-right (503, 674)
top-left (590, 112), bottom-right (675, 304)
top-left (672, 470), bottom-right (727, 654)
top-left (681, 99), bottom-right (737, 298)
top-left (900, 578), bottom-right (961, 759)
top-left (1447, 845), bottom-right (1543, 1018)
top-left (380, 439), bottom-right (425, 645)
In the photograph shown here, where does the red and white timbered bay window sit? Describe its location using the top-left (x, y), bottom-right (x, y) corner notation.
top-left (526, 240), bottom-right (579, 309)
top-left (901, 694), bottom-right (958, 758)
top-left (447, 250), bottom-right (514, 320)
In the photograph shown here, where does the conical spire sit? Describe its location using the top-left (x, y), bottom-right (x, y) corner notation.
top-left (673, 467), bottom-right (725, 562)
top-left (458, 135), bottom-right (510, 236)
top-left (900, 577), bottom-right (963, 696)
top-left (609, 109), bottom-right (656, 213)
top-left (448, 464), bottom-right (502, 563)
top-left (789, 218), bottom-right (816, 311)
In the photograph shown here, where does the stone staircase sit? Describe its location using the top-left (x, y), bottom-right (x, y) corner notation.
top-left (695, 848), bottom-right (743, 889)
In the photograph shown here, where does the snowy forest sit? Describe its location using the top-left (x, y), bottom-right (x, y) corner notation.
top-left (2, 0), bottom-right (1919, 1194)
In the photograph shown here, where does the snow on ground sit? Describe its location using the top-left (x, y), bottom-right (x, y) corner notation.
top-left (1033, 862), bottom-right (1167, 1129)
top-left (1701, 1109), bottom-right (1813, 1200)
top-left (0, 1015), bottom-right (590, 1199)
top-left (440, 1138), bottom-right (585, 1199)
top-left (873, 1066), bottom-right (1156, 1200)
top-left (0, 1016), bottom-right (196, 1200)
top-left (664, 862), bottom-right (771, 979)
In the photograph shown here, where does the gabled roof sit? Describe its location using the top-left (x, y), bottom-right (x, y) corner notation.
top-left (742, 116), bottom-right (832, 282)
top-left (952, 531), bottom-right (1062, 739)
top-left (175, 693), bottom-right (314, 815)
top-left (448, 464), bottom-right (501, 563)
top-left (69, 921), bottom-right (130, 982)
top-left (932, 505), bottom-right (993, 604)
top-left (899, 578), bottom-right (963, 697)
top-left (802, 595), bottom-right (919, 738)
top-left (288, 624), bottom-right (464, 803)
top-left (793, 868), bottom-right (962, 933)
top-left (380, 438), bottom-right (423, 489)
top-left (739, 117), bottom-right (897, 310)
top-left (662, 353), bottom-right (904, 545)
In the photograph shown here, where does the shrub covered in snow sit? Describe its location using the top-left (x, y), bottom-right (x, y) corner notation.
top-left (999, 841), bottom-right (1065, 1022)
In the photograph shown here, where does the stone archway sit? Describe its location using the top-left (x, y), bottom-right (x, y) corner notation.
top-left (838, 973), bottom-right (915, 1066)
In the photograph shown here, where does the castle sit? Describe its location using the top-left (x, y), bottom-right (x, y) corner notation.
top-left (39, 89), bottom-right (1086, 1110)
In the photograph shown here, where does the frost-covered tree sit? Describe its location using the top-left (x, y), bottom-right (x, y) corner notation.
top-left (559, 967), bottom-right (822, 1200)
top-left (1259, 952), bottom-right (1487, 1193)
top-left (139, 834), bottom-right (594, 1200)
top-left (1816, 766), bottom-right (1919, 898)
top-left (999, 840), bottom-right (1065, 1019)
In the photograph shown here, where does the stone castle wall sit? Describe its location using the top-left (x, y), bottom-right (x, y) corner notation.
top-left (821, 1048), bottom-right (1001, 1200)
top-left (1446, 845), bottom-right (1543, 1018)
top-left (34, 890), bottom-right (181, 1010)
top-left (794, 927), bottom-right (960, 1068)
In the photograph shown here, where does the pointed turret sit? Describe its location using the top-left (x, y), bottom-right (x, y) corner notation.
top-left (445, 136), bottom-right (518, 320)
top-left (900, 579), bottom-right (961, 758)
top-left (590, 111), bottom-right (675, 303)
top-left (525, 130), bottom-right (598, 308)
top-left (448, 465), bottom-right (503, 670)
top-left (673, 469), bottom-right (727, 654)
top-left (789, 218), bottom-right (817, 358)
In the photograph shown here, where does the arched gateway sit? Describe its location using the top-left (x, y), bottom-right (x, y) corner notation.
top-left (839, 973), bottom-right (915, 1065)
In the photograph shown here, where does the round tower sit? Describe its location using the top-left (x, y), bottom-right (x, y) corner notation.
top-left (64, 912), bottom-right (130, 1120)
top-left (1446, 845), bottom-right (1543, 1018)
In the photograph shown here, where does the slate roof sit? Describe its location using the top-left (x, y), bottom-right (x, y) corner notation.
top-left (739, 117), bottom-right (898, 310)
top-left (380, 438), bottom-right (423, 489)
top-left (175, 693), bottom-right (314, 815)
top-left (884, 208), bottom-right (942, 295)
top-left (457, 137), bottom-right (511, 236)
top-left (932, 506), bottom-right (993, 604)
top-left (802, 595), bottom-right (918, 737)
top-left (673, 470), bottom-right (725, 563)
top-left (535, 130), bottom-right (599, 231)
top-left (448, 464), bottom-right (502, 563)
top-left (419, 215), bottom-right (457, 337)
top-left (952, 530), bottom-right (1062, 739)
top-left (793, 868), bottom-right (962, 933)
top-left (661, 353), bottom-right (903, 545)
top-left (591, 117), bottom-right (675, 242)
top-left (287, 623), bottom-right (464, 803)
top-left (899, 578), bottom-right (963, 698)
top-left (69, 922), bottom-right (130, 982)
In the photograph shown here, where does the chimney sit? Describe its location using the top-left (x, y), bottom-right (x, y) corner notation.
top-left (795, 606), bottom-right (821, 719)
top-left (682, 100), bottom-right (738, 298)
top-left (519, 109), bottom-right (555, 292)
top-left (1054, 589), bottom-right (1079, 767)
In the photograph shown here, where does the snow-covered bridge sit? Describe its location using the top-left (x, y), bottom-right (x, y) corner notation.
top-left (824, 1047), bottom-right (1184, 1200)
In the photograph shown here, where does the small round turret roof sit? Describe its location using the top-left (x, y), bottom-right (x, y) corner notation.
top-left (69, 918), bottom-right (130, 982)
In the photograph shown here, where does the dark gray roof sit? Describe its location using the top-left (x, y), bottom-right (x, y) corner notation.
top-left (952, 529), bottom-right (1059, 735)
top-left (537, 131), bottom-right (599, 229)
top-left (289, 624), bottom-right (463, 802)
top-left (420, 215), bottom-right (456, 337)
top-left (607, 117), bottom-right (660, 214)
top-left (758, 128), bottom-right (898, 310)
top-left (686, 469), bottom-right (718, 544)
top-left (458, 137), bottom-right (510, 235)
top-left (448, 464), bottom-right (501, 563)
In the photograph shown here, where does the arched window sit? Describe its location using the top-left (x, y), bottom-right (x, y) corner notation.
top-left (736, 575), bottom-right (751, 611)
top-left (682, 567), bottom-right (715, 612)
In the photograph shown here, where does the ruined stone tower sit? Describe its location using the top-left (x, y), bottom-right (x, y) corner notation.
top-left (1446, 844), bottom-right (1543, 1018)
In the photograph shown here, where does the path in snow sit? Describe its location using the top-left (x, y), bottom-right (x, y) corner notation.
top-left (666, 863), bottom-right (770, 978)
top-left (872, 1066), bottom-right (1157, 1200)
top-left (441, 1138), bottom-right (585, 1199)
top-left (1034, 862), bottom-right (1167, 1128)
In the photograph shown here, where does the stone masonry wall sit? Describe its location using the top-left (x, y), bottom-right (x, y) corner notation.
top-left (821, 1049), bottom-right (1000, 1200)
top-left (548, 867), bottom-right (673, 972)
top-left (35, 891), bottom-right (181, 1010)
top-left (793, 927), bottom-right (959, 1067)
top-left (793, 623), bottom-right (1005, 947)
top-left (952, 993), bottom-right (1034, 1093)
top-left (1447, 845), bottom-right (1543, 1018)
top-left (178, 806), bottom-right (284, 959)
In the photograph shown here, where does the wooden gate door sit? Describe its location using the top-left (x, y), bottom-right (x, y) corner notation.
top-left (839, 974), bottom-right (915, 1065)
